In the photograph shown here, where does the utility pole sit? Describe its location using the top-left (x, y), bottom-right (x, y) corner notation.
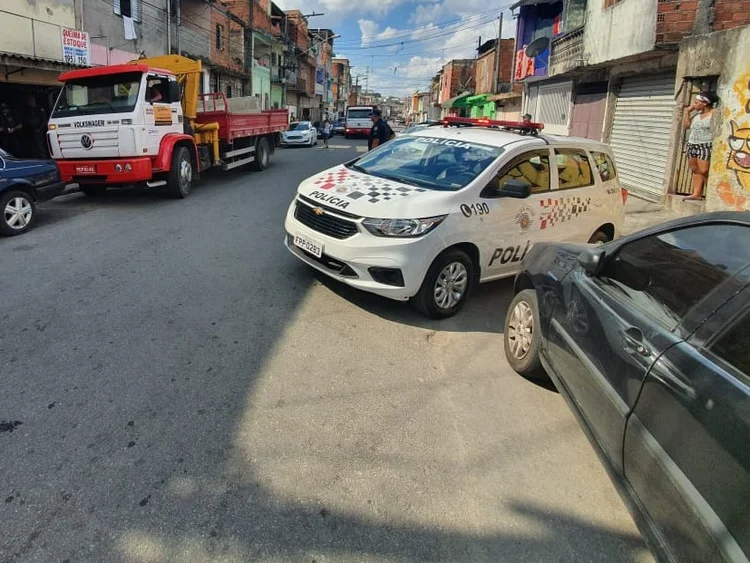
top-left (176, 0), bottom-right (182, 55)
top-left (166, 0), bottom-right (171, 55)
top-left (492, 14), bottom-right (503, 93)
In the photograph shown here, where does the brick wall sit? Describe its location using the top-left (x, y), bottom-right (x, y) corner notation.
top-left (655, 0), bottom-right (699, 44)
top-left (209, 4), bottom-right (244, 74)
top-left (222, 0), bottom-right (272, 34)
top-left (713, 0), bottom-right (750, 31)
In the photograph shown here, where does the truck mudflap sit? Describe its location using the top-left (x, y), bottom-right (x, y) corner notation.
top-left (58, 158), bottom-right (153, 184)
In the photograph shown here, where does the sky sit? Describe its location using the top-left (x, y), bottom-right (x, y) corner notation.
top-left (273, 0), bottom-right (517, 99)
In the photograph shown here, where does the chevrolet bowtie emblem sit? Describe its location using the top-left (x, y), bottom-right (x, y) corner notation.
top-left (312, 207), bottom-right (324, 216)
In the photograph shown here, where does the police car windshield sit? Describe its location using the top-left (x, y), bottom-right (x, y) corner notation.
top-left (349, 135), bottom-right (503, 191)
top-left (52, 72), bottom-right (142, 118)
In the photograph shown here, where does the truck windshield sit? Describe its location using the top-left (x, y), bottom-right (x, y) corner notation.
top-left (348, 135), bottom-right (503, 191)
top-left (347, 109), bottom-right (372, 120)
top-left (52, 72), bottom-right (142, 118)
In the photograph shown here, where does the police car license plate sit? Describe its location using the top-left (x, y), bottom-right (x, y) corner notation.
top-left (294, 234), bottom-right (323, 258)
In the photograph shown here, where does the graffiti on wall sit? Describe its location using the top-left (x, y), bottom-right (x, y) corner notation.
top-left (711, 72), bottom-right (750, 209)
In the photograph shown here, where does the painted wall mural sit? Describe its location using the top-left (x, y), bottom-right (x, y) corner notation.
top-left (709, 70), bottom-right (750, 210)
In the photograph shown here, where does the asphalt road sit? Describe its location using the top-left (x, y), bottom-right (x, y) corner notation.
top-left (0, 139), bottom-right (654, 563)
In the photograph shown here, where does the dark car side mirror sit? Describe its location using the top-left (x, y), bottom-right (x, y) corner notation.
top-left (578, 247), bottom-right (606, 276)
top-left (497, 179), bottom-right (531, 198)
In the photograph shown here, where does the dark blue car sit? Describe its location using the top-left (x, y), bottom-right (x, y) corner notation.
top-left (0, 148), bottom-right (66, 236)
top-left (504, 212), bottom-right (750, 563)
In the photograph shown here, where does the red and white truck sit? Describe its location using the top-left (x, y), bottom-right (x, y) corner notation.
top-left (47, 55), bottom-right (288, 198)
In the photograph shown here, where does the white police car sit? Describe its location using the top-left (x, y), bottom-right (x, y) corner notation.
top-left (284, 117), bottom-right (627, 318)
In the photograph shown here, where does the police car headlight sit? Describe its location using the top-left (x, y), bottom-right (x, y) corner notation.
top-left (362, 215), bottom-right (447, 237)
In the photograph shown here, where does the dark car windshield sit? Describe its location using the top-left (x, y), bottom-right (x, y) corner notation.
top-left (288, 122), bottom-right (310, 131)
top-left (348, 135), bottom-right (503, 191)
top-left (52, 72), bottom-right (142, 118)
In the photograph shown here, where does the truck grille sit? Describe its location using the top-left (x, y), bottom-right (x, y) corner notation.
top-left (294, 200), bottom-right (359, 239)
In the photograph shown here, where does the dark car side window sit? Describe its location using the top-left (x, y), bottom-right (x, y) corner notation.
top-left (598, 224), bottom-right (750, 330)
top-left (484, 150), bottom-right (551, 197)
top-left (709, 310), bottom-right (750, 379)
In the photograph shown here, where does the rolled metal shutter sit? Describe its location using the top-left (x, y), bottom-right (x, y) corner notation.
top-left (609, 74), bottom-right (676, 200)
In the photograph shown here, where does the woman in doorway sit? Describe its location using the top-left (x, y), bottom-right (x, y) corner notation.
top-left (682, 90), bottom-right (718, 200)
top-left (321, 117), bottom-right (331, 149)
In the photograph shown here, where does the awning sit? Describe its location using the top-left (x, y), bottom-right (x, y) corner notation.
top-left (441, 93), bottom-right (472, 109)
top-left (466, 94), bottom-right (489, 105)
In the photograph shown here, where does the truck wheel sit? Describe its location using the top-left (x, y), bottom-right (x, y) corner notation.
top-left (1, 190), bottom-right (36, 236)
top-left (252, 137), bottom-right (270, 171)
top-left (410, 249), bottom-right (475, 319)
top-left (79, 184), bottom-right (108, 198)
top-left (166, 146), bottom-right (192, 199)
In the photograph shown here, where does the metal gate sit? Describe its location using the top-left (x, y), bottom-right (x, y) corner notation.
top-left (525, 81), bottom-right (572, 135)
top-left (609, 74), bottom-right (676, 200)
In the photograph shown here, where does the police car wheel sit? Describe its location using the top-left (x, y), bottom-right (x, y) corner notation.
top-left (0, 190), bottom-right (35, 236)
top-left (503, 289), bottom-right (546, 379)
top-left (588, 230), bottom-right (610, 245)
top-left (411, 249), bottom-right (475, 319)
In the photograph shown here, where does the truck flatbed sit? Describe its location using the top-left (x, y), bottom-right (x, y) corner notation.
top-left (195, 93), bottom-right (288, 142)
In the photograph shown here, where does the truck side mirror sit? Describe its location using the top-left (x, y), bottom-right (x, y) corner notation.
top-left (168, 81), bottom-right (181, 104)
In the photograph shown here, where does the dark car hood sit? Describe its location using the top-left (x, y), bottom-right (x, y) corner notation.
top-left (522, 241), bottom-right (590, 283)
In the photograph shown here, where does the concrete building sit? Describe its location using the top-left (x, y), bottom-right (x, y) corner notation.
top-left (282, 10), bottom-right (317, 121)
top-left (468, 38), bottom-right (520, 120)
top-left (309, 29), bottom-right (336, 118)
top-left (331, 58), bottom-right (351, 118)
top-left (512, 0), bottom-right (750, 207)
top-left (0, 0), bottom-right (84, 110)
top-left (438, 59), bottom-right (476, 117)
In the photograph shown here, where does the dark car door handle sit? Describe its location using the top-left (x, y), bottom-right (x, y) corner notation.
top-left (622, 327), bottom-right (649, 356)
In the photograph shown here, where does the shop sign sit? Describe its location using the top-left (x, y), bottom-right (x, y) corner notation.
top-left (61, 28), bottom-right (90, 67)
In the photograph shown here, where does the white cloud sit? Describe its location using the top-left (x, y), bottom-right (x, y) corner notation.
top-left (410, 3), bottom-right (446, 26)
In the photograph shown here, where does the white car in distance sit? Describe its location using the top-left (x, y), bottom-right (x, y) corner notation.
top-left (284, 117), bottom-right (627, 318)
top-left (281, 121), bottom-right (318, 147)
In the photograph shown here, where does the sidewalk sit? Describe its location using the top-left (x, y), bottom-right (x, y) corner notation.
top-left (622, 195), bottom-right (684, 235)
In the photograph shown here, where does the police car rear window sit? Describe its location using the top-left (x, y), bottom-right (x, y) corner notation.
top-left (349, 136), bottom-right (503, 191)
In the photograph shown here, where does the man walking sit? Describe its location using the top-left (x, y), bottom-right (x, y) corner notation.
top-left (367, 109), bottom-right (393, 151)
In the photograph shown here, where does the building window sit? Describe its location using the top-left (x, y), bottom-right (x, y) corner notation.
top-left (226, 84), bottom-right (233, 98)
top-left (114, 0), bottom-right (141, 22)
top-left (216, 24), bottom-right (225, 51)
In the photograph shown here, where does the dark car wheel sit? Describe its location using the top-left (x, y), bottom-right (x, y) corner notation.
top-left (411, 249), bottom-right (475, 319)
top-left (504, 289), bottom-right (547, 379)
top-left (1, 190), bottom-right (36, 236)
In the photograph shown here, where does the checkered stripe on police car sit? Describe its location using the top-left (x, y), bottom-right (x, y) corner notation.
top-left (346, 183), bottom-right (428, 204)
top-left (312, 167), bottom-right (428, 203)
top-left (539, 196), bottom-right (592, 230)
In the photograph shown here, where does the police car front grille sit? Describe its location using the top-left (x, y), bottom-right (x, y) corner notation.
top-left (294, 201), bottom-right (359, 240)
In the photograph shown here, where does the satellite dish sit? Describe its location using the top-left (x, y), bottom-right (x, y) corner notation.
top-left (525, 37), bottom-right (550, 58)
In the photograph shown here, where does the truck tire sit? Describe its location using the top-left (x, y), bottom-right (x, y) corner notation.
top-left (166, 146), bottom-right (192, 199)
top-left (1, 189), bottom-right (35, 236)
top-left (252, 137), bottom-right (269, 171)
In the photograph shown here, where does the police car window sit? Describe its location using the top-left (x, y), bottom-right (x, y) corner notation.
top-left (592, 151), bottom-right (617, 182)
top-left (489, 151), bottom-right (551, 195)
top-left (555, 149), bottom-right (595, 189)
top-left (348, 136), bottom-right (503, 191)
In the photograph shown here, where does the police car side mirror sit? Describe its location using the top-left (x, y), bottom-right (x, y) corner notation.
top-left (498, 179), bottom-right (531, 198)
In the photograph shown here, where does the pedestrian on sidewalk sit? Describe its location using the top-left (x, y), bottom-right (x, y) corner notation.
top-left (683, 90), bottom-right (718, 201)
top-left (321, 117), bottom-right (331, 149)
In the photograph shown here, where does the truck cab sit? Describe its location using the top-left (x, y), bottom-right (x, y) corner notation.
top-left (48, 63), bottom-right (189, 190)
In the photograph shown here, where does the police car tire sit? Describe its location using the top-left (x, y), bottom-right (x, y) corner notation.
top-left (0, 190), bottom-right (35, 236)
top-left (411, 249), bottom-right (475, 319)
top-left (588, 230), bottom-right (610, 245)
top-left (503, 289), bottom-right (546, 379)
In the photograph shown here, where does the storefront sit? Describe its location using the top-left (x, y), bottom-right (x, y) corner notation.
top-left (441, 94), bottom-right (472, 118)
top-left (608, 73), bottom-right (676, 201)
top-left (0, 54), bottom-right (81, 158)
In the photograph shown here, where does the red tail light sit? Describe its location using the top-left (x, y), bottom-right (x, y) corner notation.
top-left (621, 188), bottom-right (629, 204)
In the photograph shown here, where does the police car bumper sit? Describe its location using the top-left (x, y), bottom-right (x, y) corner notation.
top-left (284, 202), bottom-right (442, 301)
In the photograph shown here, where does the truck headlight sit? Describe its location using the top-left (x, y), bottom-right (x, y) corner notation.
top-left (362, 216), bottom-right (446, 237)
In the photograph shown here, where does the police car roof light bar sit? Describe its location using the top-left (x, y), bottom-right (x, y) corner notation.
top-left (441, 116), bottom-right (544, 136)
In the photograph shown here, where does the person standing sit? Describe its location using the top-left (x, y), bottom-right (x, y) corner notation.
top-left (22, 95), bottom-right (48, 159)
top-left (0, 102), bottom-right (23, 156)
top-left (682, 91), bottom-right (718, 200)
top-left (367, 108), bottom-right (393, 151)
top-left (321, 117), bottom-right (331, 149)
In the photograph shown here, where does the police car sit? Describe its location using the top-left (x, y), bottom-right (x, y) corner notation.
top-left (284, 117), bottom-right (627, 318)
